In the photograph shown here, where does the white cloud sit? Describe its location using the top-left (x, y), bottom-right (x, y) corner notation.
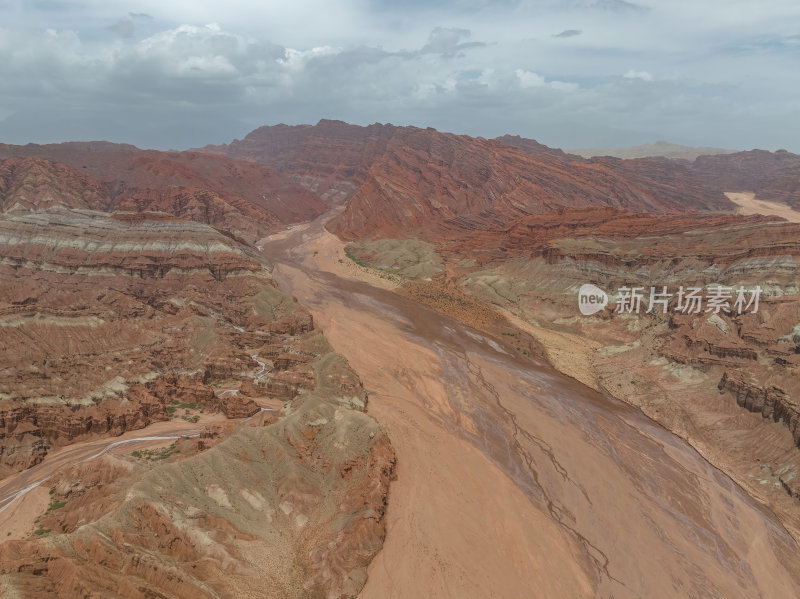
top-left (0, 1), bottom-right (798, 151)
top-left (279, 46), bottom-right (342, 70)
top-left (623, 70), bottom-right (653, 81)
top-left (516, 69), bottom-right (546, 88)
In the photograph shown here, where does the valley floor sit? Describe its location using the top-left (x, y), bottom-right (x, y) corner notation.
top-left (726, 191), bottom-right (800, 222)
top-left (264, 214), bottom-right (800, 598)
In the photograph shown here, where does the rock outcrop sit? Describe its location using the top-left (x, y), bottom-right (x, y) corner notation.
top-left (0, 202), bottom-right (395, 598)
top-left (0, 340), bottom-right (395, 599)
top-left (0, 208), bottom-right (324, 476)
top-left (335, 134), bottom-right (732, 239)
top-left (692, 149), bottom-right (800, 207)
top-left (718, 372), bottom-right (798, 440)
top-left (0, 147), bottom-right (326, 242)
top-left (197, 120), bottom-right (734, 238)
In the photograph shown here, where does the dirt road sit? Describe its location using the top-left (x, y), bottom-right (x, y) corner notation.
top-left (0, 417), bottom-right (220, 517)
top-left (266, 215), bottom-right (800, 598)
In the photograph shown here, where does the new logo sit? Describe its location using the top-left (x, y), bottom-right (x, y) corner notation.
top-left (578, 284), bottom-right (608, 315)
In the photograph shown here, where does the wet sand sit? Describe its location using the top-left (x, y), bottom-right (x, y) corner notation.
top-left (266, 215), bottom-right (800, 598)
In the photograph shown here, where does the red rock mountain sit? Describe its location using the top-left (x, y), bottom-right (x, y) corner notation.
top-left (333, 129), bottom-right (732, 239)
top-left (691, 149), bottom-right (800, 191)
top-left (691, 149), bottom-right (800, 208)
top-left (0, 209), bottom-right (273, 475)
top-left (201, 119), bottom-right (398, 202)
top-left (0, 157), bottom-right (109, 212)
top-left (202, 120), bottom-right (733, 235)
top-left (493, 134), bottom-right (578, 159)
top-left (497, 134), bottom-right (800, 209)
top-left (0, 205), bottom-right (395, 596)
top-left (0, 145), bottom-right (326, 241)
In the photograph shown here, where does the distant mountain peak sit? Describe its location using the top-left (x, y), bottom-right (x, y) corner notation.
top-left (568, 141), bottom-right (737, 161)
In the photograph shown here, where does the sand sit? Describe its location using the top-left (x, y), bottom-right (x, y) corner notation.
top-left (265, 213), bottom-right (800, 598)
top-left (500, 309), bottom-right (602, 391)
top-left (726, 191), bottom-right (800, 222)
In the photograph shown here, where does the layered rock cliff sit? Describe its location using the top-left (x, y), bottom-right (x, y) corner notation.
top-left (0, 147), bottom-right (326, 242)
top-left (198, 120), bottom-right (734, 238)
top-left (0, 310), bottom-right (395, 599)
top-left (335, 131), bottom-right (732, 239)
top-left (0, 200), bottom-right (395, 597)
top-left (0, 208), bottom-right (316, 475)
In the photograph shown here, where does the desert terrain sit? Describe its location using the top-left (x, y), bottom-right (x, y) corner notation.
top-left (727, 191), bottom-right (800, 222)
top-left (261, 213), bottom-right (800, 598)
top-left (1, 121), bottom-right (800, 597)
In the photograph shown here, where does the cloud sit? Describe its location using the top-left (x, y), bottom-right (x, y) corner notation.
top-left (107, 20), bottom-right (135, 38)
top-left (623, 69), bottom-right (653, 81)
top-left (420, 27), bottom-right (486, 57)
top-left (0, 1), bottom-right (798, 152)
top-left (585, 0), bottom-right (647, 12)
top-left (514, 69), bottom-right (580, 92)
top-left (515, 69), bottom-right (546, 88)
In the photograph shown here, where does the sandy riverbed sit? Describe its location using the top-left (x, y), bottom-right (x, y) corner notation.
top-left (726, 191), bottom-right (800, 222)
top-left (265, 213), bottom-right (800, 598)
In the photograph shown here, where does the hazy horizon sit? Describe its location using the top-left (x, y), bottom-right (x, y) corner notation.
top-left (1, 1), bottom-right (798, 152)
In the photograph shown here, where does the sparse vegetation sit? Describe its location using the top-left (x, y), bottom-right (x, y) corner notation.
top-left (46, 498), bottom-right (67, 512)
top-left (344, 239), bottom-right (444, 280)
top-left (171, 399), bottom-right (199, 410)
top-left (345, 250), bottom-right (369, 268)
top-left (168, 399), bottom-right (203, 421)
top-left (131, 441), bottom-right (179, 461)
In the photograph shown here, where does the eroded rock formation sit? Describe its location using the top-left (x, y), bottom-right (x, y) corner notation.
top-left (0, 201), bottom-right (394, 597)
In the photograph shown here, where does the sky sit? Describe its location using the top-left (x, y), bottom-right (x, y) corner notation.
top-left (0, 0), bottom-right (798, 151)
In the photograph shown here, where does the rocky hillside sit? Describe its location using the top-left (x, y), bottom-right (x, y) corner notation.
top-left (200, 119), bottom-right (399, 202)
top-left (0, 338), bottom-right (394, 598)
top-left (499, 135), bottom-right (800, 209)
top-left (440, 210), bottom-right (800, 535)
top-left (200, 121), bottom-right (734, 239)
top-left (441, 207), bottom-right (776, 261)
top-left (0, 157), bottom-right (109, 212)
top-left (0, 147), bottom-right (326, 242)
top-left (0, 208), bottom-right (275, 475)
top-left (0, 204), bottom-right (395, 597)
top-left (334, 130), bottom-right (731, 239)
top-left (692, 149), bottom-right (800, 208)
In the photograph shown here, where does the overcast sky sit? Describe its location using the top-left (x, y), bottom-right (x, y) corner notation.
top-left (1, 0), bottom-right (798, 151)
